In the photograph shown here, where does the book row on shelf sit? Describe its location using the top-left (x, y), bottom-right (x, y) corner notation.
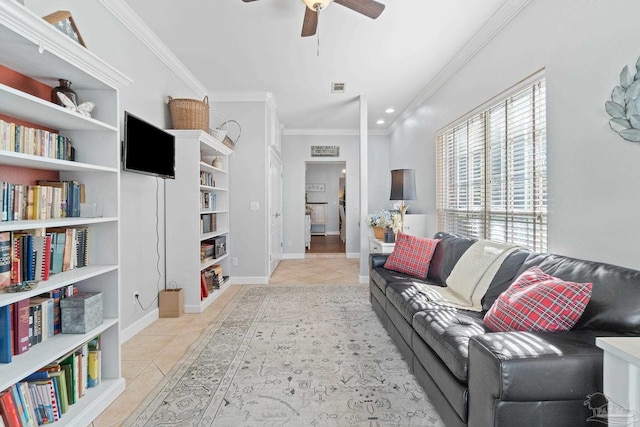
top-left (0, 284), bottom-right (83, 364)
top-left (200, 171), bottom-right (215, 187)
top-left (1, 181), bottom-right (85, 222)
top-left (200, 264), bottom-right (228, 300)
top-left (0, 335), bottom-right (101, 426)
top-left (200, 213), bottom-right (217, 234)
top-left (0, 228), bottom-right (90, 289)
top-left (200, 236), bottom-right (226, 263)
top-left (0, 120), bottom-right (75, 162)
top-left (200, 192), bottom-right (215, 210)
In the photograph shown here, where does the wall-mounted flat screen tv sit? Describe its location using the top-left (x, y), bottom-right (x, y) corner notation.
top-left (123, 111), bottom-right (175, 179)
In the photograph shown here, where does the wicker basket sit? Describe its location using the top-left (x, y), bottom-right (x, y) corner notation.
top-left (373, 226), bottom-right (385, 240)
top-left (221, 120), bottom-right (241, 149)
top-left (210, 111), bottom-right (228, 140)
top-left (168, 95), bottom-right (209, 131)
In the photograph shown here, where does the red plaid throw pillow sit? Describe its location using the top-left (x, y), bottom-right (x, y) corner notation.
top-left (383, 232), bottom-right (440, 279)
top-left (483, 266), bottom-right (592, 332)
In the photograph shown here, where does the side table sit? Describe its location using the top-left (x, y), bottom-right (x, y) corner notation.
top-left (369, 237), bottom-right (395, 254)
top-left (595, 337), bottom-right (640, 425)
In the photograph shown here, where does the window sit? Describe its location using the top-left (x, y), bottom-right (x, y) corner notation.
top-left (436, 76), bottom-right (547, 252)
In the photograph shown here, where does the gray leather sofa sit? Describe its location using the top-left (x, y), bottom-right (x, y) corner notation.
top-left (369, 232), bottom-right (640, 427)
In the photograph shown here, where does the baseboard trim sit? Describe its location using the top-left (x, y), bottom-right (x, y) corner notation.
top-left (121, 308), bottom-right (158, 344)
top-left (231, 276), bottom-right (268, 285)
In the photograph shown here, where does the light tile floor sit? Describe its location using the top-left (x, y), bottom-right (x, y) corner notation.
top-left (91, 257), bottom-right (361, 427)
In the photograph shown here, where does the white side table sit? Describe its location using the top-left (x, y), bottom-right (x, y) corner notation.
top-left (305, 214), bottom-right (311, 249)
top-left (369, 237), bottom-right (395, 254)
top-left (595, 337), bottom-right (640, 425)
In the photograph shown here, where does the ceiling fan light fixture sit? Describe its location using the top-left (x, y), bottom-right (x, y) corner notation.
top-left (302, 0), bottom-right (332, 11)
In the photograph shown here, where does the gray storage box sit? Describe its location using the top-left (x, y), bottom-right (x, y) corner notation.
top-left (60, 292), bottom-right (103, 334)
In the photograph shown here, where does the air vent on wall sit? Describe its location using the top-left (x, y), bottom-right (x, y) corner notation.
top-left (331, 82), bottom-right (346, 93)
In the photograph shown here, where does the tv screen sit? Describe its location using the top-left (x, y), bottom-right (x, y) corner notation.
top-left (123, 111), bottom-right (175, 179)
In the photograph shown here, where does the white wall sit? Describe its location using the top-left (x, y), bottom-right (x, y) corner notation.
top-left (24, 0), bottom-right (204, 335)
top-left (391, 0), bottom-right (640, 270)
top-left (214, 100), bottom-right (270, 283)
top-left (368, 134), bottom-right (393, 213)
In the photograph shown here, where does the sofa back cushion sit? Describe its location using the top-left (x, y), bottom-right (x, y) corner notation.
top-left (427, 232), bottom-right (477, 286)
top-left (517, 253), bottom-right (640, 334)
top-left (481, 248), bottom-right (532, 311)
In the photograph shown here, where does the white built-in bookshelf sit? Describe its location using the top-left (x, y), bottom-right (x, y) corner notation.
top-left (0, 2), bottom-right (129, 425)
top-left (165, 130), bottom-right (232, 313)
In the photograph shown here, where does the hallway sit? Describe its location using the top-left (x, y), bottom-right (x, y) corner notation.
top-left (305, 234), bottom-right (346, 254)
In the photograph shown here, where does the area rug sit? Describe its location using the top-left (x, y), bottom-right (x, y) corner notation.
top-left (124, 284), bottom-right (444, 426)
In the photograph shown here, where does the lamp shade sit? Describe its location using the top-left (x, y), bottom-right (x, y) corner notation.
top-left (390, 169), bottom-right (416, 201)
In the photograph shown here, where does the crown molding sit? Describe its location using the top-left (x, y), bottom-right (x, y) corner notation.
top-left (99, 0), bottom-right (207, 98)
top-left (282, 128), bottom-right (388, 136)
top-left (209, 91), bottom-right (274, 104)
top-left (388, 0), bottom-right (532, 133)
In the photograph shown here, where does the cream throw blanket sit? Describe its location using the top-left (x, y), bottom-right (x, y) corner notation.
top-left (429, 240), bottom-right (520, 311)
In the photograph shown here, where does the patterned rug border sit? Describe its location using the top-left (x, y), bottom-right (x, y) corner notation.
top-left (123, 284), bottom-right (254, 425)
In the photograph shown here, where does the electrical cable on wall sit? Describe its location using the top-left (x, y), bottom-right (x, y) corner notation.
top-left (134, 177), bottom-right (164, 311)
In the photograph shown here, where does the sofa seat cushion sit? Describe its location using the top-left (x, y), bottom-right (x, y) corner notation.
top-left (412, 306), bottom-right (486, 383)
top-left (385, 281), bottom-right (445, 324)
top-left (370, 266), bottom-right (427, 295)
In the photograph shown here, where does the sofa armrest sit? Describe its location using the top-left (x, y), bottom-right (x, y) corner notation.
top-left (468, 331), bottom-right (602, 427)
top-left (369, 253), bottom-right (390, 269)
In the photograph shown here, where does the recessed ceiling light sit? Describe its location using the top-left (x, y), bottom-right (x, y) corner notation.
top-left (376, 119), bottom-right (385, 125)
top-left (385, 107), bottom-right (395, 114)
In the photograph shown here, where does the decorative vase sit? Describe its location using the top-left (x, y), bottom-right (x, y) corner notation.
top-left (373, 226), bottom-right (385, 240)
top-left (212, 156), bottom-right (223, 169)
top-left (51, 79), bottom-right (77, 107)
top-left (384, 229), bottom-right (396, 243)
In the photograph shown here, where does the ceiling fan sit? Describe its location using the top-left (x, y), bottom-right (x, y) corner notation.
top-left (242, 0), bottom-right (385, 37)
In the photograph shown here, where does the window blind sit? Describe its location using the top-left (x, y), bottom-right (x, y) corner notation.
top-left (436, 78), bottom-right (547, 252)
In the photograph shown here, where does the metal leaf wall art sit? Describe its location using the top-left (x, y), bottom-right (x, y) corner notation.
top-left (606, 57), bottom-right (640, 142)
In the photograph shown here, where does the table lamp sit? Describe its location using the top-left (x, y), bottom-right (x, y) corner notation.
top-left (389, 169), bottom-right (416, 232)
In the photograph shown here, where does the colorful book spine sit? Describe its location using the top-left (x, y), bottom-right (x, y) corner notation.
top-left (13, 299), bottom-right (29, 355)
top-left (0, 389), bottom-right (21, 427)
top-left (8, 385), bottom-right (26, 427)
top-left (0, 232), bottom-right (10, 290)
top-left (49, 289), bottom-right (61, 335)
top-left (17, 382), bottom-right (37, 427)
top-left (0, 306), bottom-right (11, 363)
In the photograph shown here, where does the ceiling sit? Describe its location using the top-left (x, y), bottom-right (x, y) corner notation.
top-left (125, 0), bottom-right (509, 132)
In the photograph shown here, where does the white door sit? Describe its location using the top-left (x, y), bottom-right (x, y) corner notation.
top-left (269, 153), bottom-right (283, 275)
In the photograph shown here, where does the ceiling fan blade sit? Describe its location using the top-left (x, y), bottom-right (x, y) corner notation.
top-left (242, 0), bottom-right (260, 2)
top-left (334, 0), bottom-right (385, 19)
top-left (301, 7), bottom-right (318, 37)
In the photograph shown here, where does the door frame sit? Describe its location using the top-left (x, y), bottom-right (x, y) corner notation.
top-left (268, 148), bottom-right (283, 275)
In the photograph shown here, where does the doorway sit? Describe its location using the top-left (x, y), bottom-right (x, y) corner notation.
top-left (305, 161), bottom-right (346, 255)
